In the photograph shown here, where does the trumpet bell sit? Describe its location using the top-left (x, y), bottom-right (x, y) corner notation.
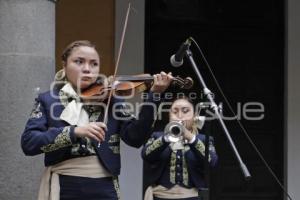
top-left (164, 121), bottom-right (184, 143)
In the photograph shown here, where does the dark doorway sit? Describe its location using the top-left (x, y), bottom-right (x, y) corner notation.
top-left (144, 0), bottom-right (284, 199)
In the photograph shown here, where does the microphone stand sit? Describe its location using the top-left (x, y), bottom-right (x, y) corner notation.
top-left (185, 49), bottom-right (252, 182)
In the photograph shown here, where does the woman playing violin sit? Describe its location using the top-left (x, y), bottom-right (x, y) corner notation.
top-left (21, 40), bottom-right (172, 200)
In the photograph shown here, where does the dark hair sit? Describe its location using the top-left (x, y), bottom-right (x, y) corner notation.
top-left (61, 40), bottom-right (96, 62)
top-left (153, 94), bottom-right (196, 132)
top-left (171, 95), bottom-right (195, 111)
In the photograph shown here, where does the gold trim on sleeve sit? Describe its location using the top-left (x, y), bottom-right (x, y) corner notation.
top-left (145, 137), bottom-right (163, 156)
top-left (30, 102), bottom-right (42, 119)
top-left (194, 139), bottom-right (211, 162)
top-left (41, 126), bottom-right (72, 153)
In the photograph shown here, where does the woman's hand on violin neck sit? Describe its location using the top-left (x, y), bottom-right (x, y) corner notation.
top-left (150, 71), bottom-right (173, 93)
top-left (74, 122), bottom-right (107, 142)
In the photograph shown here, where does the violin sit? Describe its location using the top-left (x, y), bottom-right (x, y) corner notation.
top-left (80, 74), bottom-right (193, 100)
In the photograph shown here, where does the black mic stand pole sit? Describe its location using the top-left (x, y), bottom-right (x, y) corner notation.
top-left (185, 49), bottom-right (252, 181)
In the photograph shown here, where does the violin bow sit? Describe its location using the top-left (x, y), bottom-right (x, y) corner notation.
top-left (102, 3), bottom-right (131, 127)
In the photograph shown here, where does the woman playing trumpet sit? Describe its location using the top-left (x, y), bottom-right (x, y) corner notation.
top-left (142, 96), bottom-right (218, 200)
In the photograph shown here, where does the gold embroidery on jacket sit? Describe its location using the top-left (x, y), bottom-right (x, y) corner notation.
top-left (109, 134), bottom-right (120, 143)
top-left (70, 138), bottom-right (96, 155)
top-left (145, 137), bottom-right (163, 155)
top-left (170, 151), bottom-right (176, 184)
top-left (41, 126), bottom-right (72, 152)
top-left (108, 134), bottom-right (120, 154)
top-left (145, 137), bottom-right (155, 146)
top-left (113, 177), bottom-right (121, 200)
top-left (109, 146), bottom-right (120, 154)
top-left (30, 101), bottom-right (42, 119)
top-left (71, 143), bottom-right (81, 155)
top-left (194, 139), bottom-right (211, 162)
top-left (182, 153), bottom-right (189, 186)
top-left (86, 138), bottom-right (96, 153)
top-left (194, 140), bottom-right (206, 156)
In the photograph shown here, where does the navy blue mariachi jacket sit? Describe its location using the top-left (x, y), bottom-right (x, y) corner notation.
top-left (21, 88), bottom-right (160, 176)
top-left (142, 131), bottom-right (218, 190)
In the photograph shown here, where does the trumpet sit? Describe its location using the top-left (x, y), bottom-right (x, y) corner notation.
top-left (164, 121), bottom-right (185, 143)
top-left (164, 116), bottom-right (206, 143)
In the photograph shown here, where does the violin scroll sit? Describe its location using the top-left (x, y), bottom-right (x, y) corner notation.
top-left (172, 76), bottom-right (193, 89)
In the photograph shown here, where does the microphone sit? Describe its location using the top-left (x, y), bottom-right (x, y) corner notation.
top-left (170, 38), bottom-right (191, 67)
